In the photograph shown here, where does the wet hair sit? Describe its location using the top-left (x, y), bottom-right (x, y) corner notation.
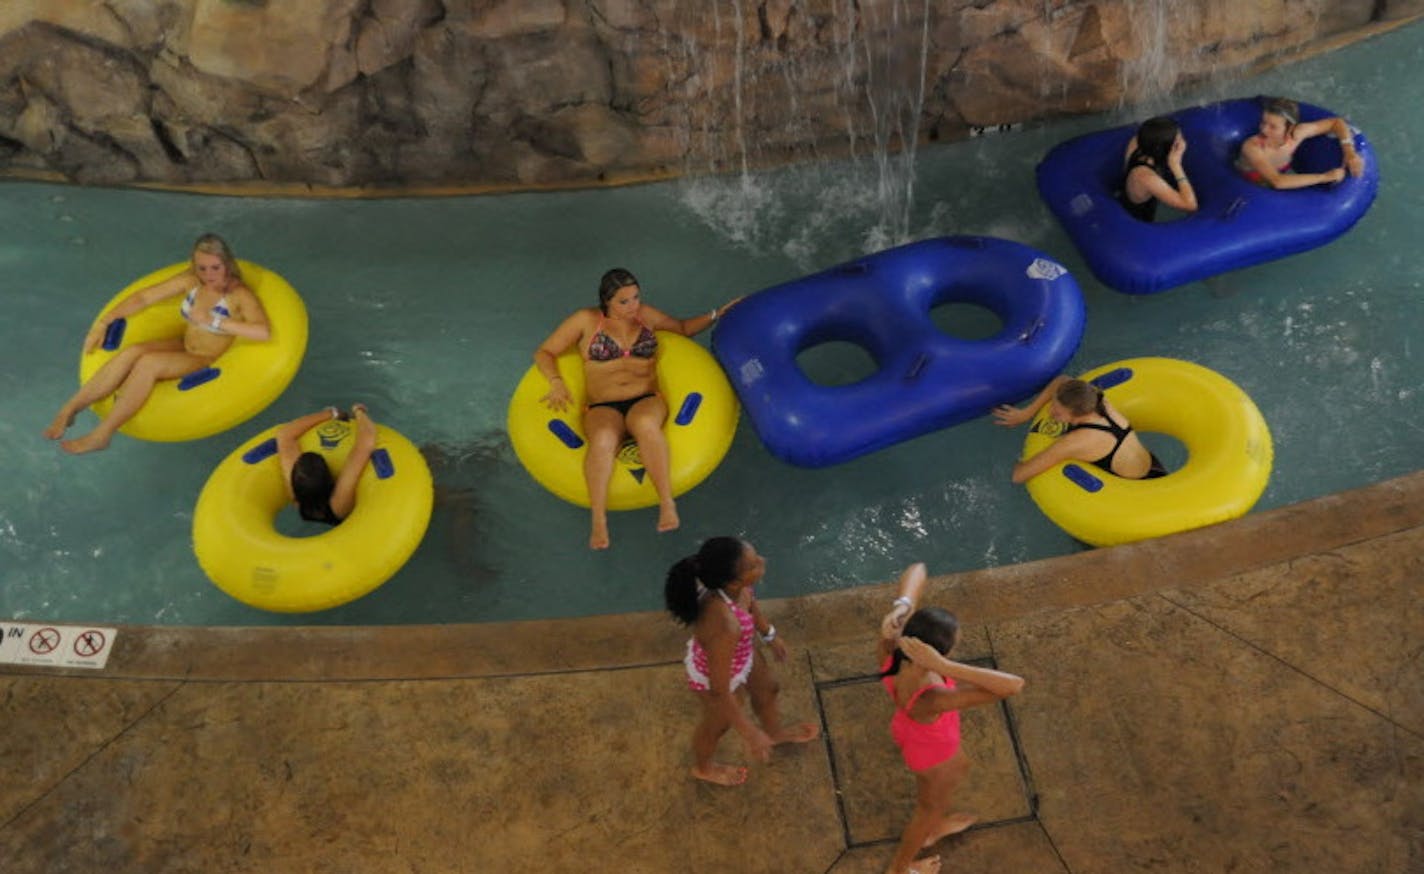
top-left (1055, 378), bottom-right (1104, 417)
top-left (1261, 96), bottom-right (1300, 127)
top-left (191, 232), bottom-right (243, 284)
top-left (291, 452), bottom-right (335, 519)
top-left (880, 607), bottom-right (959, 678)
top-left (1130, 116), bottom-right (1180, 167)
top-left (664, 536), bottom-right (748, 625)
top-left (598, 268), bottom-right (639, 314)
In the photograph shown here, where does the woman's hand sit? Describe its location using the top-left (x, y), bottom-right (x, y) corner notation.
top-left (83, 322), bottom-right (107, 353)
top-left (1169, 132), bottom-right (1187, 163)
top-left (539, 379), bottom-right (572, 412)
top-left (991, 403), bottom-right (1032, 427)
top-left (1323, 167), bottom-right (1346, 184)
top-left (766, 637), bottom-right (788, 663)
top-left (1344, 151), bottom-right (1364, 178)
top-left (899, 635), bottom-right (940, 668)
top-left (880, 601), bottom-right (912, 639)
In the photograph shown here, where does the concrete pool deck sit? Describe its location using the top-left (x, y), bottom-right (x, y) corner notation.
top-left (3, 471), bottom-right (1421, 872)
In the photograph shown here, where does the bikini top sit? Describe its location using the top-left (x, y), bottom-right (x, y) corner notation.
top-left (586, 317), bottom-right (657, 362)
top-left (179, 285), bottom-right (232, 334)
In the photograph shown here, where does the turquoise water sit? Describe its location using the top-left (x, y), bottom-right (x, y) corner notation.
top-left (2, 23), bottom-right (1421, 627)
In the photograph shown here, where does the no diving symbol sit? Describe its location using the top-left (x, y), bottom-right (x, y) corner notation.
top-left (74, 630), bottom-right (106, 658)
top-left (29, 627), bottom-right (61, 655)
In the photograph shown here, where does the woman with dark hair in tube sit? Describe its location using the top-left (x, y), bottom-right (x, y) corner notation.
top-left (535, 268), bottom-right (740, 550)
top-left (877, 563), bottom-right (1025, 874)
top-left (664, 536), bottom-right (819, 786)
top-left (1118, 116), bottom-right (1198, 222)
top-left (277, 404), bottom-right (378, 525)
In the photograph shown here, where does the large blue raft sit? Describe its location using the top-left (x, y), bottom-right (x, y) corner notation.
top-left (1037, 97), bottom-right (1379, 295)
top-left (712, 236), bottom-right (1086, 468)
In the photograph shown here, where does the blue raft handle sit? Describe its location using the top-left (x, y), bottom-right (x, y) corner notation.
top-left (371, 448), bottom-right (394, 479)
top-left (178, 367), bottom-right (220, 390)
top-left (548, 419), bottom-right (585, 450)
top-left (1062, 464), bottom-right (1104, 493)
top-left (102, 318), bottom-right (127, 350)
top-left (675, 393), bottom-right (702, 426)
top-left (1090, 367), bottom-right (1133, 391)
top-left (835, 261), bottom-right (871, 276)
top-left (242, 437), bottom-right (279, 465)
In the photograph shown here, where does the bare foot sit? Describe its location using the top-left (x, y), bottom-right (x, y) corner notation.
top-left (589, 518), bottom-right (612, 552)
top-left (43, 409), bottom-right (77, 440)
top-left (60, 431), bottom-right (111, 454)
top-left (691, 763), bottom-right (748, 786)
top-left (903, 857), bottom-right (942, 874)
top-left (771, 722), bottom-right (820, 745)
top-left (656, 500), bottom-right (679, 533)
top-left (922, 812), bottom-right (977, 848)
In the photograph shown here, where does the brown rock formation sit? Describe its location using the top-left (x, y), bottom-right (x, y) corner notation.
top-left (0, 0), bottom-right (1419, 190)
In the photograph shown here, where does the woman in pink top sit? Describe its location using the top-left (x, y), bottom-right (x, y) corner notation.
top-left (1236, 96), bottom-right (1364, 189)
top-left (877, 563), bottom-right (1026, 874)
top-left (664, 536), bottom-right (820, 786)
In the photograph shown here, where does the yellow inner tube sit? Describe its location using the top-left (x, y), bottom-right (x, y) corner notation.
top-left (79, 260), bottom-right (308, 442)
top-left (507, 332), bottom-right (740, 510)
top-left (193, 420), bottom-right (434, 613)
top-left (1022, 357), bottom-right (1273, 547)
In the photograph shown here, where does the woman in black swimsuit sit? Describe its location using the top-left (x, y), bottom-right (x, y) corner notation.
top-left (534, 268), bottom-right (740, 550)
top-left (277, 403), bottom-right (379, 525)
top-left (1119, 116), bottom-right (1198, 222)
top-left (993, 376), bottom-right (1166, 483)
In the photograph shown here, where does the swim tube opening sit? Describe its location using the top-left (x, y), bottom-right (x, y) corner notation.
top-left (794, 340), bottom-right (879, 388)
top-left (929, 301), bottom-right (1005, 342)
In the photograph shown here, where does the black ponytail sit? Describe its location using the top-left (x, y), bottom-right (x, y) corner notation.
top-left (664, 536), bottom-right (748, 625)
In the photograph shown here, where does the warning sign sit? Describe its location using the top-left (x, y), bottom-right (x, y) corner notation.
top-left (0, 623), bottom-right (118, 670)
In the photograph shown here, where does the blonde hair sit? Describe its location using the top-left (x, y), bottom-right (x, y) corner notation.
top-left (190, 233), bottom-right (243, 284)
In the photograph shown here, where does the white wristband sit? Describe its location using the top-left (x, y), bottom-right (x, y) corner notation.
top-left (708, 307), bottom-right (720, 322)
top-left (209, 312), bottom-right (226, 332)
top-left (759, 625), bottom-right (777, 643)
top-left (893, 596), bottom-right (913, 610)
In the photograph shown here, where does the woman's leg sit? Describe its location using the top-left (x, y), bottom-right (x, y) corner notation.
top-left (690, 691), bottom-right (746, 786)
top-left (582, 406), bottom-right (626, 550)
top-left (887, 755), bottom-right (970, 874)
top-left (624, 395), bottom-right (678, 533)
top-left (745, 650), bottom-right (820, 745)
top-left (61, 347), bottom-right (211, 454)
top-left (44, 339), bottom-right (184, 439)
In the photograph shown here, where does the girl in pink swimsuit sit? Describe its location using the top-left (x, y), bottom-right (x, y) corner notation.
top-left (877, 563), bottom-right (1026, 874)
top-left (1235, 96), bottom-right (1363, 189)
top-left (664, 536), bottom-right (820, 787)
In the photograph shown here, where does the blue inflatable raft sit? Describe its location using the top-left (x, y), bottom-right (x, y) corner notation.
top-left (1037, 97), bottom-right (1379, 294)
top-left (712, 236), bottom-right (1086, 468)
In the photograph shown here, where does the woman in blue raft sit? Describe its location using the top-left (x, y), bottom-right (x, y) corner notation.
top-left (1119, 116), bottom-right (1198, 222)
top-left (1236, 96), bottom-right (1364, 188)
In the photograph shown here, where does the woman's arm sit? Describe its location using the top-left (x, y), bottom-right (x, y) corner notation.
top-left (83, 271), bottom-right (193, 352)
top-left (277, 407), bottom-right (340, 500)
top-left (1010, 431), bottom-right (1091, 484)
top-left (203, 284), bottom-right (270, 341)
top-left (697, 607), bottom-right (774, 762)
top-left (1294, 116), bottom-right (1364, 177)
top-left (641, 297), bottom-right (744, 338)
top-left (900, 635), bottom-right (1025, 714)
top-left (877, 562), bottom-right (929, 662)
top-left (992, 375), bottom-right (1068, 428)
top-left (744, 593), bottom-right (787, 663)
top-left (1241, 138), bottom-right (1345, 189)
top-left (329, 404), bottom-right (377, 519)
top-left (534, 311), bottom-right (588, 411)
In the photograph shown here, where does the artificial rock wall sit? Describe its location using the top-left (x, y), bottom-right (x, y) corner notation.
top-left (1, 0), bottom-right (1420, 189)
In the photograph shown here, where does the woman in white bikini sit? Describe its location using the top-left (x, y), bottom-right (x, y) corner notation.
top-left (45, 233), bottom-right (270, 454)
